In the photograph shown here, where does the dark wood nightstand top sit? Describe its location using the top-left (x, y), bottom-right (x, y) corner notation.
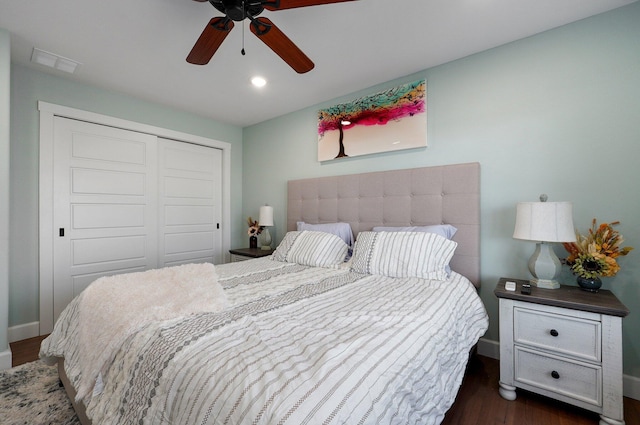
top-left (494, 277), bottom-right (629, 317)
top-left (229, 248), bottom-right (274, 258)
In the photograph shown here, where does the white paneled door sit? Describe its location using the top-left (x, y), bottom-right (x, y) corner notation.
top-left (158, 138), bottom-right (222, 267)
top-left (52, 118), bottom-right (222, 323)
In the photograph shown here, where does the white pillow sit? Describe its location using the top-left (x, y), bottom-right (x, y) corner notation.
top-left (371, 224), bottom-right (457, 240)
top-left (296, 222), bottom-right (354, 247)
top-left (351, 231), bottom-right (457, 280)
top-left (272, 231), bottom-right (349, 267)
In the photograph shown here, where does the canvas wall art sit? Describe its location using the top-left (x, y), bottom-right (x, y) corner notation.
top-left (317, 79), bottom-right (426, 161)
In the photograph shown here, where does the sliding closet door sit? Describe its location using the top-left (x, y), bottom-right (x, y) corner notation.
top-left (157, 138), bottom-right (223, 267)
top-left (52, 117), bottom-right (158, 322)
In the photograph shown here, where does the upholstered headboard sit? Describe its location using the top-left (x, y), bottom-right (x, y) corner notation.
top-left (287, 162), bottom-right (481, 287)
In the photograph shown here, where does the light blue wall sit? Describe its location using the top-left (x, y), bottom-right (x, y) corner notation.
top-left (0, 28), bottom-right (11, 359)
top-left (9, 64), bottom-right (244, 327)
top-left (243, 3), bottom-right (640, 378)
top-left (5, 3), bottom-right (640, 383)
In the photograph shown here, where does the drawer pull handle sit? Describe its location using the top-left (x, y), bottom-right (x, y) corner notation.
top-left (550, 329), bottom-right (559, 337)
top-left (551, 371), bottom-right (560, 379)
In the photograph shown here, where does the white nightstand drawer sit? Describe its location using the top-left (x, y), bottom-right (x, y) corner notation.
top-left (514, 306), bottom-right (601, 362)
top-left (514, 346), bottom-right (602, 407)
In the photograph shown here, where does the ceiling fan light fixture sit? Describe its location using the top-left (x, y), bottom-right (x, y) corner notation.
top-left (251, 76), bottom-right (267, 87)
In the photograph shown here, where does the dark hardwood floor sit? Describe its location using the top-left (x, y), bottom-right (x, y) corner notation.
top-left (10, 334), bottom-right (48, 367)
top-left (9, 336), bottom-right (640, 424)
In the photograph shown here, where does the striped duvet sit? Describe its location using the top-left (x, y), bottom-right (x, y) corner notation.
top-left (41, 257), bottom-right (488, 425)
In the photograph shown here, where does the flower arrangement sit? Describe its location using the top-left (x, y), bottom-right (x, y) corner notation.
top-left (563, 219), bottom-right (633, 279)
top-left (247, 217), bottom-right (263, 236)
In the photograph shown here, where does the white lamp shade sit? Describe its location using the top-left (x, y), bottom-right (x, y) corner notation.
top-left (513, 201), bottom-right (576, 243)
top-left (259, 205), bottom-right (274, 227)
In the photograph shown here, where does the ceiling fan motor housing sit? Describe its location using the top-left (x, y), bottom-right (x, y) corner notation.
top-left (221, 0), bottom-right (264, 21)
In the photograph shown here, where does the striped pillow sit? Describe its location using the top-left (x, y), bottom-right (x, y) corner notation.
top-left (351, 231), bottom-right (457, 280)
top-left (371, 224), bottom-right (457, 240)
top-left (272, 231), bottom-right (348, 267)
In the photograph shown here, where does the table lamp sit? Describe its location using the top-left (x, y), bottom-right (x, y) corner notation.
top-left (259, 205), bottom-right (274, 250)
top-left (513, 195), bottom-right (576, 289)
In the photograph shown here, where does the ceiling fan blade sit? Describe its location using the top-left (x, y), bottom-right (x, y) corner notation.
top-left (263, 0), bottom-right (357, 11)
top-left (186, 17), bottom-right (234, 65)
top-left (250, 17), bottom-right (314, 73)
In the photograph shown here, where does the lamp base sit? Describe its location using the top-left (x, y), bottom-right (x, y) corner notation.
top-left (527, 242), bottom-right (562, 290)
top-left (260, 228), bottom-right (272, 250)
top-left (530, 278), bottom-right (560, 289)
top-left (529, 242), bottom-right (562, 289)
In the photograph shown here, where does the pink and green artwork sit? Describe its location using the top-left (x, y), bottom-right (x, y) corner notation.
top-left (317, 79), bottom-right (426, 161)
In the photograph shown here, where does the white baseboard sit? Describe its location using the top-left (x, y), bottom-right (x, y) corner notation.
top-left (624, 373), bottom-right (640, 401)
top-left (477, 337), bottom-right (499, 359)
top-left (8, 321), bottom-right (40, 343)
top-left (0, 348), bottom-right (11, 370)
top-left (477, 337), bottom-right (640, 401)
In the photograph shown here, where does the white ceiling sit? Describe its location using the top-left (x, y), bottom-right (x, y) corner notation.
top-left (1, 0), bottom-right (636, 127)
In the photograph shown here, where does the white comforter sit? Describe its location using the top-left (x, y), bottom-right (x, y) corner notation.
top-left (41, 258), bottom-right (488, 425)
top-left (73, 263), bottom-right (228, 401)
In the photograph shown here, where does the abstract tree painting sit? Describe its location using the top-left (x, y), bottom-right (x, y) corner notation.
top-left (318, 79), bottom-right (426, 161)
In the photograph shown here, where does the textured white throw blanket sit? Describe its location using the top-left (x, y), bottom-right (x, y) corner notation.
top-left (74, 263), bottom-right (228, 401)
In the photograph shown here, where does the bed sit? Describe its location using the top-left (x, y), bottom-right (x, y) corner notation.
top-left (40, 162), bottom-right (488, 425)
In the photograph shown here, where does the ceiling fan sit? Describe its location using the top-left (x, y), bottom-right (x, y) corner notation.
top-left (187, 0), bottom-right (357, 74)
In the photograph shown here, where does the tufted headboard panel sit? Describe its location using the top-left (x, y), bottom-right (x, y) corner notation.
top-left (287, 162), bottom-right (481, 287)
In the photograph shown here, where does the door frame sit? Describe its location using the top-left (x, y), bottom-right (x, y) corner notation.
top-left (38, 101), bottom-right (232, 334)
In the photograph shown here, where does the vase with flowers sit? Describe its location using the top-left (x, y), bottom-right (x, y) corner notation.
top-left (247, 217), bottom-right (263, 249)
top-left (563, 219), bottom-right (633, 292)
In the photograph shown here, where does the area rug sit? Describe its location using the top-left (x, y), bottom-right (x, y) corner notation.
top-left (0, 360), bottom-right (79, 425)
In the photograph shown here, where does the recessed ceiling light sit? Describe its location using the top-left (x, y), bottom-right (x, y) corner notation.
top-left (251, 76), bottom-right (267, 88)
top-left (31, 48), bottom-right (81, 74)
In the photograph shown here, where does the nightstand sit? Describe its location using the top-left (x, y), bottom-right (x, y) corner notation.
top-left (495, 277), bottom-right (629, 425)
top-left (229, 247), bottom-right (274, 262)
